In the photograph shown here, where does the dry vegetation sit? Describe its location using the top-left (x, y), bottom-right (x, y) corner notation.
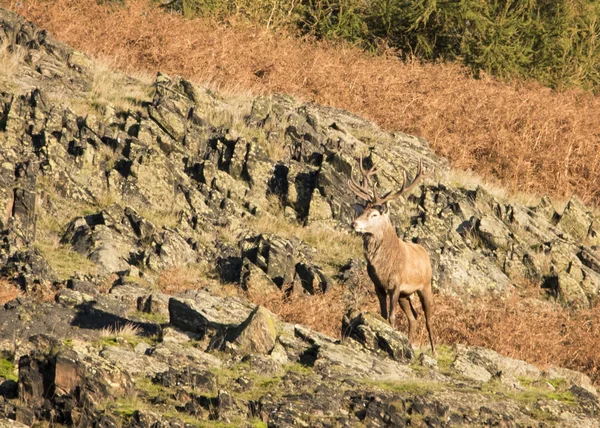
top-left (99, 322), bottom-right (142, 342)
top-left (0, 38), bottom-right (25, 87)
top-left (157, 262), bottom-right (222, 295)
top-left (0, 279), bottom-right (22, 305)
top-left (5, 0), bottom-right (600, 204)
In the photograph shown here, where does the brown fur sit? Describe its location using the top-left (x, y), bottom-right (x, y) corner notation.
top-left (352, 201), bottom-right (436, 356)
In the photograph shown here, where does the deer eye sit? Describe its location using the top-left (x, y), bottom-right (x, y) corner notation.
top-left (370, 211), bottom-right (379, 218)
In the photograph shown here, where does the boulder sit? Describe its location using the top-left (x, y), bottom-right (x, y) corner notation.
top-left (168, 290), bottom-right (255, 339)
top-left (342, 312), bottom-right (413, 362)
top-left (240, 258), bottom-right (280, 295)
top-left (227, 306), bottom-right (279, 355)
top-left (452, 345), bottom-right (541, 386)
top-left (137, 293), bottom-right (171, 318)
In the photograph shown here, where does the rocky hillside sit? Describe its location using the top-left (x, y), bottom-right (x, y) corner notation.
top-left (0, 8), bottom-right (599, 427)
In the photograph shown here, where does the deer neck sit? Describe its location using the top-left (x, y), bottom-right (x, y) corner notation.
top-left (362, 220), bottom-right (402, 267)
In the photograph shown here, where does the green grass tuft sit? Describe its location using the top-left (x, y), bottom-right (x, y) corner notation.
top-left (35, 242), bottom-right (98, 281)
top-left (0, 358), bottom-right (17, 382)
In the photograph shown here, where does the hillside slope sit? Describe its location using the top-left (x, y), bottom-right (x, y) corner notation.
top-left (0, 7), bottom-right (599, 427)
top-left (4, 0), bottom-right (600, 205)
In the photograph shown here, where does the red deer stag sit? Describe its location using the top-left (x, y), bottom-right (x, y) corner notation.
top-left (348, 157), bottom-right (436, 356)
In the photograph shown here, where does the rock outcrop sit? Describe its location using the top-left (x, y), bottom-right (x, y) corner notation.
top-left (0, 7), bottom-right (599, 427)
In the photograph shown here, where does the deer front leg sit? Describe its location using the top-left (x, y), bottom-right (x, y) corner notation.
top-left (368, 264), bottom-right (388, 321)
top-left (375, 286), bottom-right (387, 321)
top-left (387, 287), bottom-right (401, 327)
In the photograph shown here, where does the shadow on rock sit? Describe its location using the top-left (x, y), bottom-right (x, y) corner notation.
top-left (70, 301), bottom-right (159, 337)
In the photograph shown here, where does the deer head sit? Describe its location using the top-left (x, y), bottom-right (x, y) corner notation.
top-left (348, 157), bottom-right (431, 234)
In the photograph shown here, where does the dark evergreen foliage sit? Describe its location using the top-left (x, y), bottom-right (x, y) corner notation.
top-left (166, 0), bottom-right (600, 91)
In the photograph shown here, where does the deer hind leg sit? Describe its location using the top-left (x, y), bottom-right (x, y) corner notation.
top-left (417, 285), bottom-right (437, 357)
top-left (398, 297), bottom-right (417, 345)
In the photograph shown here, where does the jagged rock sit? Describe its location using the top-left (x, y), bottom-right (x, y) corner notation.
top-left (55, 288), bottom-right (94, 306)
top-left (241, 233), bottom-right (296, 287)
top-left (61, 210), bottom-right (135, 275)
top-left (149, 341), bottom-right (223, 370)
top-left (100, 346), bottom-right (170, 378)
top-left (154, 367), bottom-right (216, 391)
top-left (342, 312), bottom-right (413, 362)
top-left (145, 229), bottom-right (198, 271)
top-left (557, 197), bottom-right (592, 241)
top-left (293, 262), bottom-right (332, 294)
top-left (240, 258), bottom-right (280, 295)
top-left (227, 306), bottom-right (279, 355)
top-left (241, 233), bottom-right (331, 293)
top-left (109, 283), bottom-right (150, 307)
top-left (61, 206), bottom-right (198, 276)
top-left (125, 410), bottom-right (172, 428)
top-left (0, 419), bottom-right (29, 428)
top-left (66, 278), bottom-right (99, 296)
top-left (361, 395), bottom-right (406, 427)
top-left (532, 194), bottom-right (559, 223)
top-left (1, 249), bottom-right (56, 293)
top-left (452, 345), bottom-right (541, 387)
top-left (291, 325), bottom-right (414, 381)
top-left (476, 214), bottom-right (511, 250)
top-left (216, 389), bottom-right (245, 421)
top-left (538, 241), bottom-right (600, 306)
top-left (18, 349), bottom-right (133, 425)
top-left (168, 290), bottom-right (256, 339)
top-left (137, 293), bottom-right (170, 317)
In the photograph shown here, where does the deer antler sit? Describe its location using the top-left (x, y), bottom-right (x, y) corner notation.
top-left (347, 156), bottom-right (378, 202)
top-left (347, 157), bottom-right (432, 205)
top-left (374, 159), bottom-right (432, 205)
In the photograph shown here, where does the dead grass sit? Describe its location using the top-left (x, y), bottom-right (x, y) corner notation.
top-left (34, 240), bottom-right (98, 281)
top-left (156, 262), bottom-right (216, 294)
top-left (6, 0), bottom-right (600, 205)
top-left (247, 287), bottom-right (349, 339)
top-left (433, 294), bottom-right (600, 385)
top-left (0, 38), bottom-right (25, 85)
top-left (136, 206), bottom-right (180, 230)
top-left (0, 278), bottom-right (22, 304)
top-left (99, 322), bottom-right (142, 341)
top-left (88, 59), bottom-right (153, 111)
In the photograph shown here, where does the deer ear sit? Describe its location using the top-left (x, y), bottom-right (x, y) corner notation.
top-left (351, 203), bottom-right (365, 215)
top-left (379, 203), bottom-right (389, 214)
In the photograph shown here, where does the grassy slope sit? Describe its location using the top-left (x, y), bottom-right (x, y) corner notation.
top-left (2, 0), bottom-right (600, 385)
top-left (5, 0), bottom-right (600, 205)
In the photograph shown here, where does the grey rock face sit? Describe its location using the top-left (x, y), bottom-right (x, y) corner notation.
top-left (240, 233), bottom-right (331, 293)
top-left (168, 290), bottom-right (256, 339)
top-left (342, 311), bottom-right (414, 362)
top-left (227, 306), bottom-right (279, 355)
